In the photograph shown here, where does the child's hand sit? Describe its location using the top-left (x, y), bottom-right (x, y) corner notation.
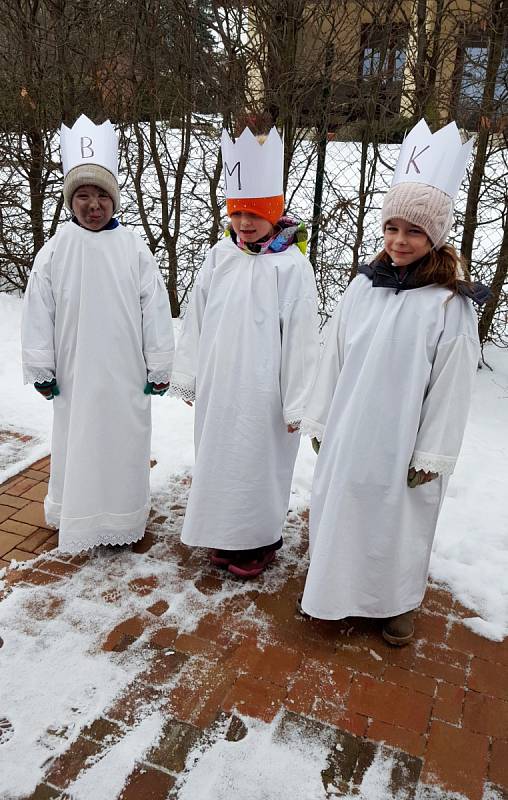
top-left (34, 379), bottom-right (60, 400)
top-left (287, 424), bottom-right (299, 433)
top-left (407, 467), bottom-right (438, 488)
top-left (144, 381), bottom-right (169, 396)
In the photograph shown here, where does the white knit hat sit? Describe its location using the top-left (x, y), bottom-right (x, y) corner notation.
top-left (60, 115), bottom-right (120, 214)
top-left (63, 164), bottom-right (120, 214)
top-left (382, 119), bottom-right (474, 250)
top-left (381, 182), bottom-right (454, 249)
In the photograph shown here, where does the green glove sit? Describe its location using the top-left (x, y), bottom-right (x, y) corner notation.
top-left (34, 378), bottom-right (60, 400)
top-left (144, 381), bottom-right (169, 396)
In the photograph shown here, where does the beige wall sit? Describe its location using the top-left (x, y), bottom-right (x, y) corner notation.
top-left (290, 0), bottom-right (490, 121)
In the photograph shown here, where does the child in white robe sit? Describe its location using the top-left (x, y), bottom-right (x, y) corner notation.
top-left (170, 128), bottom-right (320, 578)
top-left (300, 120), bottom-right (489, 644)
top-left (22, 116), bottom-right (174, 553)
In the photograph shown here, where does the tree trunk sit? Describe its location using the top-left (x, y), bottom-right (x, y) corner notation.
top-left (26, 128), bottom-right (45, 260)
top-left (166, 237), bottom-right (180, 320)
top-left (349, 131), bottom-right (371, 282)
top-left (414, 0), bottom-right (428, 119)
top-left (478, 200), bottom-right (508, 343)
top-left (208, 146), bottom-right (223, 248)
top-left (309, 44), bottom-right (334, 271)
top-left (461, 0), bottom-right (507, 265)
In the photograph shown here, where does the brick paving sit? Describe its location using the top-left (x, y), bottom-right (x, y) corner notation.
top-left (0, 458), bottom-right (507, 799)
top-left (0, 429), bottom-right (34, 475)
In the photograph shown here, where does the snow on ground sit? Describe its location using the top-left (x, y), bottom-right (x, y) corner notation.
top-left (0, 478), bottom-right (311, 797)
top-left (175, 711), bottom-right (410, 800)
top-left (0, 290), bottom-right (506, 798)
top-left (175, 713), bottom-right (333, 800)
top-left (431, 345), bottom-right (508, 640)
top-left (67, 712), bottom-right (165, 800)
top-left (1, 291), bottom-right (507, 642)
top-left (0, 560), bottom-right (157, 797)
top-left (0, 293), bottom-right (53, 480)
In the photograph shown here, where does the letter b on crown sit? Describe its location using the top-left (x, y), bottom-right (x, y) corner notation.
top-left (80, 137), bottom-right (94, 159)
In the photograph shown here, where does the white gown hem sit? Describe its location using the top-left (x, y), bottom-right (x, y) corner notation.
top-left (57, 526), bottom-right (147, 555)
top-left (45, 498), bottom-right (150, 531)
top-left (181, 533), bottom-right (282, 549)
top-left (300, 600), bottom-right (423, 621)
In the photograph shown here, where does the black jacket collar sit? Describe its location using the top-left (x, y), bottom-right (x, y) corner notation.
top-left (359, 259), bottom-right (491, 306)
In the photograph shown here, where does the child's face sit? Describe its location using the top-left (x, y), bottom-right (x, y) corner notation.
top-left (72, 185), bottom-right (114, 231)
top-left (230, 212), bottom-right (275, 243)
top-left (384, 217), bottom-right (432, 267)
top-left (384, 218), bottom-right (432, 267)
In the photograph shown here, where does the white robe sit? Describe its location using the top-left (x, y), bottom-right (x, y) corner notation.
top-left (21, 221), bottom-right (174, 553)
top-left (301, 274), bottom-right (480, 620)
top-left (171, 235), bottom-right (320, 550)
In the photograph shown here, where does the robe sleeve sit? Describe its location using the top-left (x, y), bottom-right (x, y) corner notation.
top-left (299, 299), bottom-right (343, 441)
top-left (410, 298), bottom-right (480, 477)
top-left (21, 247), bottom-right (56, 385)
top-left (139, 248), bottom-right (175, 383)
top-left (169, 254), bottom-right (212, 402)
top-left (280, 276), bottom-right (320, 427)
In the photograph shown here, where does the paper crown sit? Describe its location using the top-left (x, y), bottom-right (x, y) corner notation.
top-left (60, 114), bottom-right (118, 178)
top-left (391, 119), bottom-right (474, 199)
top-left (221, 127), bottom-right (283, 199)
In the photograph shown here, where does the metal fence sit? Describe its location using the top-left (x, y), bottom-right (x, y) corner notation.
top-left (0, 120), bottom-right (507, 347)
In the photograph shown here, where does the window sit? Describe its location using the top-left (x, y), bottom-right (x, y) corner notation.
top-left (358, 23), bottom-right (407, 115)
top-left (453, 29), bottom-right (508, 128)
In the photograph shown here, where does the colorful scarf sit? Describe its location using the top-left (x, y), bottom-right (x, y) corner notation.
top-left (227, 216), bottom-right (308, 256)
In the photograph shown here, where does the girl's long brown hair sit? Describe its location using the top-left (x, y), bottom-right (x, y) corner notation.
top-left (376, 244), bottom-right (473, 294)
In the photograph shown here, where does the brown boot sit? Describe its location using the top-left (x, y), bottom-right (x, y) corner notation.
top-left (296, 595), bottom-right (312, 619)
top-left (382, 610), bottom-right (415, 646)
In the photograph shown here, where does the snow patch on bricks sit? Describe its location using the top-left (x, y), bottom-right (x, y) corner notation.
top-left (0, 584), bottom-right (146, 798)
top-left (415, 788), bottom-right (469, 799)
top-left (175, 711), bottom-right (416, 800)
top-left (175, 712), bottom-right (332, 800)
top-left (0, 541), bottom-right (203, 796)
top-left (64, 712), bottom-right (165, 800)
top-left (482, 785), bottom-right (508, 800)
top-left (0, 512), bottom-right (308, 797)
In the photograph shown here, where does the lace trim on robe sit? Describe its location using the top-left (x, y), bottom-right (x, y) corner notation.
top-left (147, 370), bottom-right (170, 385)
top-left (410, 450), bottom-right (456, 477)
top-left (24, 367), bottom-right (55, 384)
top-left (51, 527), bottom-right (146, 555)
top-left (169, 382), bottom-right (195, 402)
top-left (300, 418), bottom-right (325, 442)
top-left (299, 419), bottom-right (325, 441)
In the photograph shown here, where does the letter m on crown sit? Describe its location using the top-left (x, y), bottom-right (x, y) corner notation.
top-left (224, 160), bottom-right (241, 191)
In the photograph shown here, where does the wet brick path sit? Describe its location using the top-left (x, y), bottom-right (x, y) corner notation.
top-left (0, 459), bottom-right (507, 799)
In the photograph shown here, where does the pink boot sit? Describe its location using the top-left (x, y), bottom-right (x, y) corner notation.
top-left (227, 548), bottom-right (277, 578)
top-left (210, 549), bottom-right (237, 567)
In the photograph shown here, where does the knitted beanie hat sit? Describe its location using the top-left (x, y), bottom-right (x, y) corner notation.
top-left (226, 195), bottom-right (284, 226)
top-left (63, 164), bottom-right (120, 214)
top-left (381, 182), bottom-right (453, 249)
